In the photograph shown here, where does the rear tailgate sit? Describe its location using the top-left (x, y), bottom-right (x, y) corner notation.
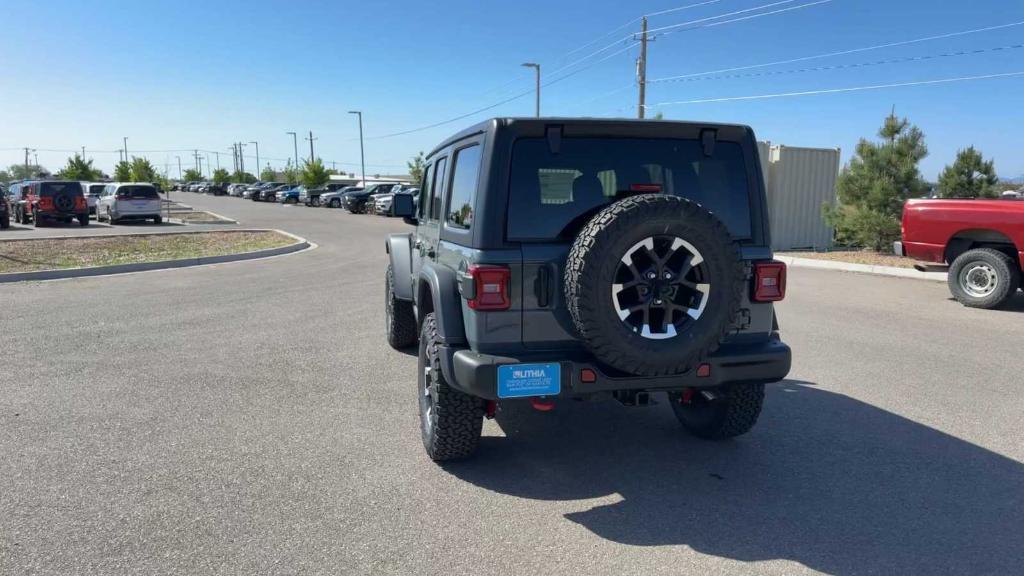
top-left (116, 185), bottom-right (161, 213)
top-left (509, 133), bottom-right (775, 349)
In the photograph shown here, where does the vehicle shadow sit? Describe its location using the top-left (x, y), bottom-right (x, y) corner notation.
top-left (946, 291), bottom-right (1024, 313)
top-left (444, 381), bottom-right (1024, 574)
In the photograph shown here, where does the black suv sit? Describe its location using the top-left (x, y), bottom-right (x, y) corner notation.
top-left (0, 185), bottom-right (10, 229)
top-left (385, 118), bottom-right (791, 461)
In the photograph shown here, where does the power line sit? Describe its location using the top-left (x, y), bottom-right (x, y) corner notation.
top-left (650, 43), bottom-right (1024, 84)
top-left (649, 19), bottom-right (1024, 83)
top-left (645, 70), bottom-right (1024, 107)
top-left (648, 0), bottom-right (816, 35)
top-left (366, 42), bottom-right (638, 140)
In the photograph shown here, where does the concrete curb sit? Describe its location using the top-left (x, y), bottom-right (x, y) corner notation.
top-left (169, 209), bottom-right (238, 225)
top-left (777, 255), bottom-right (947, 282)
top-left (0, 229), bottom-right (311, 283)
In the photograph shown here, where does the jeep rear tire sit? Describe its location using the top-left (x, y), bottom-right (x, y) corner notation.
top-left (78, 214), bottom-right (89, 227)
top-left (948, 248), bottom-right (1019, 309)
top-left (1, 211), bottom-right (8, 229)
top-left (386, 264), bottom-right (417, 349)
top-left (565, 194), bottom-right (745, 376)
top-left (418, 313), bottom-right (483, 461)
top-left (668, 383), bottom-right (764, 440)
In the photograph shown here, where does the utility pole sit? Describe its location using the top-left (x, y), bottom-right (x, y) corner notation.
top-left (521, 63), bottom-right (540, 117)
top-left (249, 141), bottom-right (259, 179)
top-left (305, 131), bottom-right (317, 163)
top-left (286, 132), bottom-right (298, 171)
top-left (176, 156), bottom-right (182, 180)
top-left (81, 146), bottom-right (85, 158)
top-left (214, 151), bottom-right (220, 171)
top-left (123, 137), bottom-right (129, 161)
top-left (348, 111), bottom-right (365, 186)
top-left (636, 16), bottom-right (649, 119)
top-left (23, 147), bottom-right (31, 173)
top-left (193, 149), bottom-right (200, 174)
top-left (237, 143), bottom-right (246, 176)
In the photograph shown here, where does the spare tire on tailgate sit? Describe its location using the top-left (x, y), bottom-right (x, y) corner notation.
top-left (565, 194), bottom-right (744, 376)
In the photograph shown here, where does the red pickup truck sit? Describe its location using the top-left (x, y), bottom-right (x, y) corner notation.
top-left (897, 198), bottom-right (1024, 309)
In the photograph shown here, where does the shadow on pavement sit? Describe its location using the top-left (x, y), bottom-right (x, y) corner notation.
top-left (444, 381), bottom-right (1024, 574)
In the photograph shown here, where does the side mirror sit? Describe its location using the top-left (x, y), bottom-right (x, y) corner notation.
top-left (392, 193), bottom-right (415, 218)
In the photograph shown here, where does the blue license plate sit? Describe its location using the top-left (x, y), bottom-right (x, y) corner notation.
top-left (497, 363), bottom-right (561, 398)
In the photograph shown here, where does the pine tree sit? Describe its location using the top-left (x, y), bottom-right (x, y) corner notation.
top-left (302, 158), bottom-right (329, 188)
top-left (937, 146), bottom-right (998, 198)
top-left (114, 161), bottom-right (132, 182)
top-left (824, 112), bottom-right (928, 250)
top-left (56, 154), bottom-right (102, 181)
top-left (129, 157), bottom-right (158, 182)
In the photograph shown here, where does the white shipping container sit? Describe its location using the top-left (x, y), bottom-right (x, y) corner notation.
top-left (767, 145), bottom-right (840, 251)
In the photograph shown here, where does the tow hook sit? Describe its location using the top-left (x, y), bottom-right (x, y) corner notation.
top-left (485, 400), bottom-right (497, 419)
top-left (529, 397), bottom-right (555, 412)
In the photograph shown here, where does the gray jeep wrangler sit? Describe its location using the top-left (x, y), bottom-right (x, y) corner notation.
top-left (386, 118), bottom-right (791, 461)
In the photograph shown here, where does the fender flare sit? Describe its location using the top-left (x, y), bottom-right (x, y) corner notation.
top-left (417, 263), bottom-right (467, 346)
top-left (385, 233), bottom-right (414, 301)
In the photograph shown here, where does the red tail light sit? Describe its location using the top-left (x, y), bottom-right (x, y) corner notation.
top-left (75, 197), bottom-right (86, 209)
top-left (467, 265), bottom-right (510, 311)
top-left (753, 260), bottom-right (786, 302)
top-left (38, 197), bottom-right (54, 210)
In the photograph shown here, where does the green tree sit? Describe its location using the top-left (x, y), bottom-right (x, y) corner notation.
top-left (302, 158), bottom-right (329, 188)
top-left (129, 157), bottom-right (159, 183)
top-left (231, 170), bottom-right (257, 184)
top-left (937, 146), bottom-right (998, 199)
top-left (182, 168), bottom-right (203, 182)
top-left (114, 161), bottom-right (132, 182)
top-left (406, 151), bottom-right (426, 183)
top-left (824, 113), bottom-right (928, 251)
top-left (8, 164), bottom-right (46, 180)
top-left (212, 168), bottom-right (231, 185)
top-left (282, 160), bottom-right (299, 185)
top-left (0, 169), bottom-right (11, 183)
top-left (56, 154), bottom-right (102, 181)
top-left (260, 165), bottom-right (277, 182)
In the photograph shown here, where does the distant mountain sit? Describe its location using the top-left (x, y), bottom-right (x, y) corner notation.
top-left (1002, 175), bottom-right (1024, 185)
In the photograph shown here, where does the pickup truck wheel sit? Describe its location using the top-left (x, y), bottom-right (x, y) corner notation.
top-left (386, 264), bottom-right (417, 349)
top-left (418, 313), bottom-right (483, 461)
top-left (565, 194), bottom-right (744, 376)
top-left (669, 383), bottom-right (764, 440)
top-left (948, 248), bottom-right (1019, 309)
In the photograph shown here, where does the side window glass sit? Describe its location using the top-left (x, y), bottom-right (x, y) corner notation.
top-left (430, 157), bottom-right (447, 221)
top-left (419, 163), bottom-right (434, 219)
top-left (446, 145), bottom-right (481, 229)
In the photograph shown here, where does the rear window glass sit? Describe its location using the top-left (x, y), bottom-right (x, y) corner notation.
top-left (39, 182), bottom-right (83, 197)
top-left (507, 138), bottom-right (753, 240)
top-left (117, 186), bottom-right (159, 199)
top-left (446, 145), bottom-right (481, 230)
top-left (88, 184), bottom-right (105, 196)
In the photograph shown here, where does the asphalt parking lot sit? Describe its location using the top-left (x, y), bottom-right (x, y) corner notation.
top-left (2, 194), bottom-right (1023, 575)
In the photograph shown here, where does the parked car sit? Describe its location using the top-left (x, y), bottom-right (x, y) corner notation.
top-left (344, 183), bottom-right (398, 213)
top-left (0, 186), bottom-right (10, 229)
top-left (897, 197), bottom-right (1024, 309)
top-left (206, 183), bottom-right (226, 196)
top-left (17, 180), bottom-right (90, 227)
top-left (7, 181), bottom-right (31, 224)
top-left (97, 182), bottom-right (163, 224)
top-left (365, 185), bottom-right (401, 215)
top-left (259, 184), bottom-right (291, 202)
top-left (321, 186), bottom-right (361, 208)
top-left (384, 117), bottom-right (790, 461)
top-left (228, 183), bottom-right (250, 197)
top-left (80, 182), bottom-right (107, 216)
top-left (278, 185), bottom-right (304, 204)
top-left (305, 181), bottom-right (351, 206)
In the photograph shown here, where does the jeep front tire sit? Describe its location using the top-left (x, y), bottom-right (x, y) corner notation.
top-left (418, 313), bottom-right (483, 461)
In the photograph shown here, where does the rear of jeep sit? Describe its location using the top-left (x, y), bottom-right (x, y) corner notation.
top-left (385, 118), bottom-right (791, 461)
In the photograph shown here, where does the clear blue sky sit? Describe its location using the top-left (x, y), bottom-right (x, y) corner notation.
top-left (1, 0), bottom-right (1022, 180)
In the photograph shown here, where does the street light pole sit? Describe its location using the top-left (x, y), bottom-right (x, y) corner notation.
top-left (123, 137), bottom-right (129, 161)
top-left (286, 132), bottom-right (298, 173)
top-left (249, 141), bottom-right (260, 179)
top-left (348, 111), bottom-right (365, 186)
top-left (521, 63), bottom-right (541, 117)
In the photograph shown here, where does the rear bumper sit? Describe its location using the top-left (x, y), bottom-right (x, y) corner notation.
top-left (439, 335), bottom-right (792, 401)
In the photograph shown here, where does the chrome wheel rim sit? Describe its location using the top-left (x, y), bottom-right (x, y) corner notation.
top-left (960, 263), bottom-right (998, 298)
top-left (612, 235), bottom-right (710, 340)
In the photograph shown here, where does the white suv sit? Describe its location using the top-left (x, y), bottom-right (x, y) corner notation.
top-left (97, 183), bottom-right (163, 224)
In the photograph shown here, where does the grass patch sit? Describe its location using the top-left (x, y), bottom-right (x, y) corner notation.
top-left (781, 250), bottom-right (916, 269)
top-left (175, 211), bottom-right (233, 223)
top-left (0, 231), bottom-right (295, 273)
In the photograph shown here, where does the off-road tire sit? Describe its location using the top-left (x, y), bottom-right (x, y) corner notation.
top-left (565, 194), bottom-right (745, 376)
top-left (418, 313), bottom-right (483, 461)
top-left (386, 265), bottom-right (417, 349)
top-left (1, 211), bottom-right (9, 229)
top-left (32, 208), bottom-right (44, 227)
top-left (78, 214), bottom-right (89, 227)
top-left (330, 198), bottom-right (341, 208)
top-left (669, 383), bottom-right (764, 440)
top-left (948, 248), bottom-right (1019, 309)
